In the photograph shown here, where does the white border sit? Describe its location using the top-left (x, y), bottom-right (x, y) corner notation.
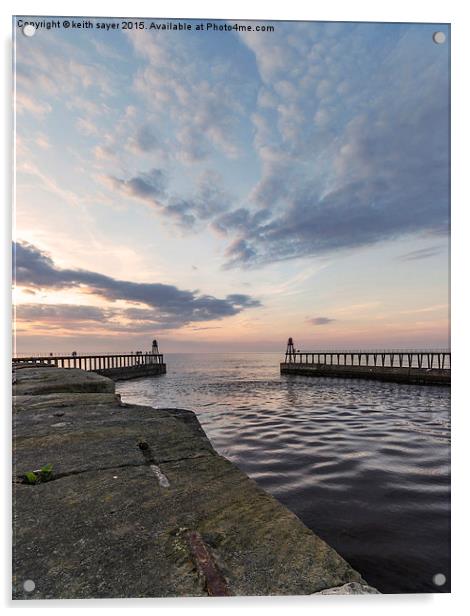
top-left (0, 0), bottom-right (460, 22)
top-left (2, 1), bottom-right (468, 614)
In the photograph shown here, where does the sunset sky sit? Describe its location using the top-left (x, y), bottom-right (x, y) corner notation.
top-left (13, 18), bottom-right (450, 353)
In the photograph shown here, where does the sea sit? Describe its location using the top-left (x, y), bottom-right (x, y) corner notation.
top-left (116, 352), bottom-right (451, 594)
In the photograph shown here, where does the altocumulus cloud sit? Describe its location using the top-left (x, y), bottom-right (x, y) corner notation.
top-left (13, 242), bottom-right (261, 330)
top-left (15, 21), bottom-right (450, 272)
top-left (221, 24), bottom-right (450, 267)
top-left (121, 24), bottom-right (450, 268)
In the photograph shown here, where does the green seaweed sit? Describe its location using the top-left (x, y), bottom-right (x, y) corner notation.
top-left (24, 471), bottom-right (38, 484)
top-left (23, 464), bottom-right (53, 484)
top-left (40, 463), bottom-right (53, 480)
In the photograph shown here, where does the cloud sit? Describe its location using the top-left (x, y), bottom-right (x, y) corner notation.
top-left (125, 27), bottom-right (255, 162)
top-left (15, 303), bottom-right (165, 334)
top-left (93, 23), bottom-right (450, 265)
top-left (34, 133), bottom-right (52, 149)
top-left (212, 208), bottom-right (270, 236)
top-left (397, 246), bottom-right (445, 261)
top-left (308, 317), bottom-right (336, 326)
top-left (16, 304), bottom-right (109, 323)
top-left (106, 168), bottom-right (231, 229)
top-left (18, 161), bottom-right (79, 206)
top-left (221, 23), bottom-right (450, 267)
top-left (131, 125), bottom-right (161, 153)
top-left (14, 21), bottom-right (450, 274)
top-left (108, 168), bottom-right (167, 200)
top-left (13, 241), bottom-right (261, 330)
top-left (76, 117), bottom-right (99, 136)
top-left (15, 92), bottom-right (52, 116)
top-left (94, 144), bottom-right (116, 161)
top-left (225, 238), bottom-right (257, 264)
top-left (15, 34), bottom-right (115, 103)
top-left (398, 304), bottom-right (448, 315)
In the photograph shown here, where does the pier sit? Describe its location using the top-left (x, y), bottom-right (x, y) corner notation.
top-left (12, 364), bottom-right (378, 597)
top-left (280, 338), bottom-right (450, 386)
top-left (12, 340), bottom-right (166, 381)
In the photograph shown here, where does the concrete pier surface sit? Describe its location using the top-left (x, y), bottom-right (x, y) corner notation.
top-left (12, 365), bottom-right (378, 598)
top-left (280, 363), bottom-right (450, 386)
top-left (94, 362), bottom-right (166, 381)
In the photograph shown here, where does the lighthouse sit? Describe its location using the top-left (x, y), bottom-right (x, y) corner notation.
top-left (285, 337), bottom-right (295, 363)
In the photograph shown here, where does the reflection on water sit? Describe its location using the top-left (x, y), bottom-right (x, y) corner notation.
top-left (117, 352), bottom-right (450, 594)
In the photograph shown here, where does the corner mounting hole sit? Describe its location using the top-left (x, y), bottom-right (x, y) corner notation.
top-left (22, 24), bottom-right (36, 37)
top-left (433, 573), bottom-right (446, 586)
top-left (23, 579), bottom-right (35, 592)
top-left (433, 31), bottom-right (446, 44)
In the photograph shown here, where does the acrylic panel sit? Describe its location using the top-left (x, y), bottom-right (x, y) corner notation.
top-left (12, 16), bottom-right (450, 599)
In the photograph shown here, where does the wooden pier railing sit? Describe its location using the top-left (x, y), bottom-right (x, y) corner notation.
top-left (284, 349), bottom-right (451, 370)
top-left (12, 352), bottom-right (164, 372)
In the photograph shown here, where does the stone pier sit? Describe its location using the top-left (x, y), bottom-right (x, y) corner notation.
top-left (280, 362), bottom-right (450, 386)
top-left (12, 365), bottom-right (378, 598)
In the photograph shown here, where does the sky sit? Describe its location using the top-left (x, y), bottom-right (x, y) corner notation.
top-left (13, 17), bottom-right (450, 353)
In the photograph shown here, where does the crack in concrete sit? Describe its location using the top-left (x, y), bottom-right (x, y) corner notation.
top-left (13, 461), bottom-right (146, 484)
top-left (13, 451), bottom-right (215, 486)
top-left (158, 452), bottom-right (214, 465)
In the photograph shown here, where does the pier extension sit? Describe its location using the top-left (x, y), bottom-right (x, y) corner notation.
top-left (12, 340), bottom-right (166, 381)
top-left (280, 338), bottom-right (450, 386)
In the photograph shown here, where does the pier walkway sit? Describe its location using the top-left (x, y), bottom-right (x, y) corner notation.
top-left (280, 339), bottom-right (450, 386)
top-left (12, 365), bottom-right (377, 597)
top-left (13, 348), bottom-right (166, 381)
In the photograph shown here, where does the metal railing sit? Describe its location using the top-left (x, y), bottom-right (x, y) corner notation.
top-left (284, 350), bottom-right (451, 370)
top-left (12, 352), bottom-right (164, 371)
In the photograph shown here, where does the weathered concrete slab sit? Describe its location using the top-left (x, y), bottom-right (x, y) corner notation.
top-left (13, 367), bottom-right (376, 598)
top-left (13, 396), bottom-right (214, 482)
top-left (13, 366), bottom-right (114, 396)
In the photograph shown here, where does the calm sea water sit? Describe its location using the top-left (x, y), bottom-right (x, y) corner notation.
top-left (116, 352), bottom-right (451, 594)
